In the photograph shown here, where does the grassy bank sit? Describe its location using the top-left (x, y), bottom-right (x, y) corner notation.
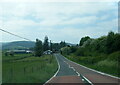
top-left (2, 54), bottom-right (58, 83)
top-left (64, 51), bottom-right (120, 77)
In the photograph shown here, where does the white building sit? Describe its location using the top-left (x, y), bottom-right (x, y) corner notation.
top-left (43, 50), bottom-right (52, 55)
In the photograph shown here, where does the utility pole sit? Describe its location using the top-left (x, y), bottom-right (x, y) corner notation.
top-left (50, 40), bottom-right (53, 51)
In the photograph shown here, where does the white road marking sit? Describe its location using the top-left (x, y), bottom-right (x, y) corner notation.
top-left (53, 54), bottom-right (60, 77)
top-left (76, 72), bottom-right (80, 76)
top-left (63, 54), bottom-right (120, 79)
top-left (64, 60), bottom-right (81, 77)
top-left (71, 67), bottom-right (76, 71)
top-left (44, 54), bottom-right (60, 84)
top-left (82, 79), bottom-right (84, 81)
top-left (62, 54), bottom-right (94, 85)
top-left (82, 76), bottom-right (94, 85)
top-left (44, 54), bottom-right (94, 85)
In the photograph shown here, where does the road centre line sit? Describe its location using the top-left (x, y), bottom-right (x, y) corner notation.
top-left (63, 54), bottom-right (120, 79)
top-left (64, 60), bottom-right (80, 76)
top-left (63, 55), bottom-right (94, 85)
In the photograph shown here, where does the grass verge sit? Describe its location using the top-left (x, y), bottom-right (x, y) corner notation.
top-left (64, 51), bottom-right (120, 77)
top-left (2, 54), bottom-right (58, 83)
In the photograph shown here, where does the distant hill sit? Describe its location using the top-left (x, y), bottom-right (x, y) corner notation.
top-left (66, 43), bottom-right (77, 46)
top-left (1, 41), bottom-right (77, 50)
top-left (2, 41), bottom-right (35, 50)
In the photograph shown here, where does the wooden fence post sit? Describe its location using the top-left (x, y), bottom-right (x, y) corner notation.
top-left (32, 67), bottom-right (33, 73)
top-left (24, 67), bottom-right (26, 75)
top-left (10, 68), bottom-right (13, 82)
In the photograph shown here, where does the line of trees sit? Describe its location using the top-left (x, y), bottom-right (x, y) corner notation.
top-left (61, 31), bottom-right (120, 56)
top-left (34, 36), bottom-right (66, 57)
top-left (60, 31), bottom-right (120, 77)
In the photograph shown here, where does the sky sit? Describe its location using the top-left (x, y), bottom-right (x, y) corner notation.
top-left (0, 0), bottom-right (119, 44)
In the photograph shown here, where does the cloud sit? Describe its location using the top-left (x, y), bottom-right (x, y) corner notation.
top-left (1, 2), bottom-right (117, 20)
top-left (0, 0), bottom-right (119, 3)
top-left (0, 2), bottom-right (118, 43)
top-left (96, 19), bottom-right (118, 32)
top-left (61, 16), bottom-right (98, 25)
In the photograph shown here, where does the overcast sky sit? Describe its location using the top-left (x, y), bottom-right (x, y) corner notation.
top-left (0, 0), bottom-right (118, 44)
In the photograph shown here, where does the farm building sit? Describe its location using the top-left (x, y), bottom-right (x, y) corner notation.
top-left (6, 50), bottom-right (33, 54)
top-left (43, 50), bottom-right (52, 55)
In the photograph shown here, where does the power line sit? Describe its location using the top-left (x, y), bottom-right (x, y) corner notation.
top-left (0, 28), bottom-right (32, 41)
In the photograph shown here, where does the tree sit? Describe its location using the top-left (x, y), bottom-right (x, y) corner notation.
top-left (97, 36), bottom-right (107, 53)
top-left (112, 33), bottom-right (120, 52)
top-left (60, 41), bottom-right (66, 48)
top-left (9, 51), bottom-right (14, 56)
top-left (61, 47), bottom-right (71, 55)
top-left (50, 40), bottom-right (53, 51)
top-left (43, 36), bottom-right (49, 51)
top-left (52, 43), bottom-right (60, 52)
top-left (106, 31), bottom-right (115, 54)
top-left (79, 36), bottom-right (90, 46)
top-left (35, 39), bottom-right (43, 57)
top-left (70, 46), bottom-right (77, 53)
top-left (75, 47), bottom-right (85, 56)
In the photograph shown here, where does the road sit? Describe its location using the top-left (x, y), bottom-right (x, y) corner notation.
top-left (45, 53), bottom-right (120, 85)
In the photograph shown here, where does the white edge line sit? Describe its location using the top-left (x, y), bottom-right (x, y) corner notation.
top-left (44, 54), bottom-right (60, 85)
top-left (64, 59), bottom-right (93, 84)
top-left (82, 75), bottom-right (94, 85)
top-left (63, 54), bottom-right (120, 79)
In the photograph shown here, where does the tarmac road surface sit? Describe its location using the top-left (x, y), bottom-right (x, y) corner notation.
top-left (45, 53), bottom-right (120, 85)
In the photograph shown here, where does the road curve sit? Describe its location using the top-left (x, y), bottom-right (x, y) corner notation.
top-left (45, 53), bottom-right (85, 84)
top-left (45, 53), bottom-right (120, 85)
top-left (55, 53), bottom-right (78, 76)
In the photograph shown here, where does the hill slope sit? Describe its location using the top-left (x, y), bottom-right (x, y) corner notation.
top-left (2, 41), bottom-right (35, 50)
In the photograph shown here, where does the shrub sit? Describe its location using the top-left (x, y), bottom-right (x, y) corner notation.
top-left (107, 51), bottom-right (120, 61)
top-left (96, 60), bottom-right (118, 68)
top-left (69, 46), bottom-right (77, 53)
top-left (61, 47), bottom-right (71, 55)
top-left (75, 48), bottom-right (84, 56)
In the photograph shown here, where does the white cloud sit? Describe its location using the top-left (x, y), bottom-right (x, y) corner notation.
top-left (1, 2), bottom-right (117, 20)
top-left (0, 0), bottom-right (119, 3)
top-left (96, 19), bottom-right (118, 31)
top-left (3, 19), bottom-right (38, 32)
top-left (0, 2), bottom-right (118, 43)
top-left (61, 16), bottom-right (98, 25)
top-left (38, 16), bottom-right (98, 27)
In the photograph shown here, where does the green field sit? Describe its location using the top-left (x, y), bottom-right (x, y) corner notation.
top-left (2, 53), bottom-right (58, 83)
top-left (3, 53), bottom-right (32, 61)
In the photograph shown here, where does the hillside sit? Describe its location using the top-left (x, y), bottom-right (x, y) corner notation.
top-left (2, 41), bottom-right (35, 50)
top-left (1, 40), bottom-right (76, 50)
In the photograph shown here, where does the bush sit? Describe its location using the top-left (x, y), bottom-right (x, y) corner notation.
top-left (69, 46), bottom-right (77, 53)
top-left (75, 48), bottom-right (84, 56)
top-left (95, 59), bottom-right (119, 76)
top-left (61, 47), bottom-right (71, 55)
top-left (78, 56), bottom-right (106, 64)
top-left (96, 60), bottom-right (118, 68)
top-left (107, 51), bottom-right (120, 61)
